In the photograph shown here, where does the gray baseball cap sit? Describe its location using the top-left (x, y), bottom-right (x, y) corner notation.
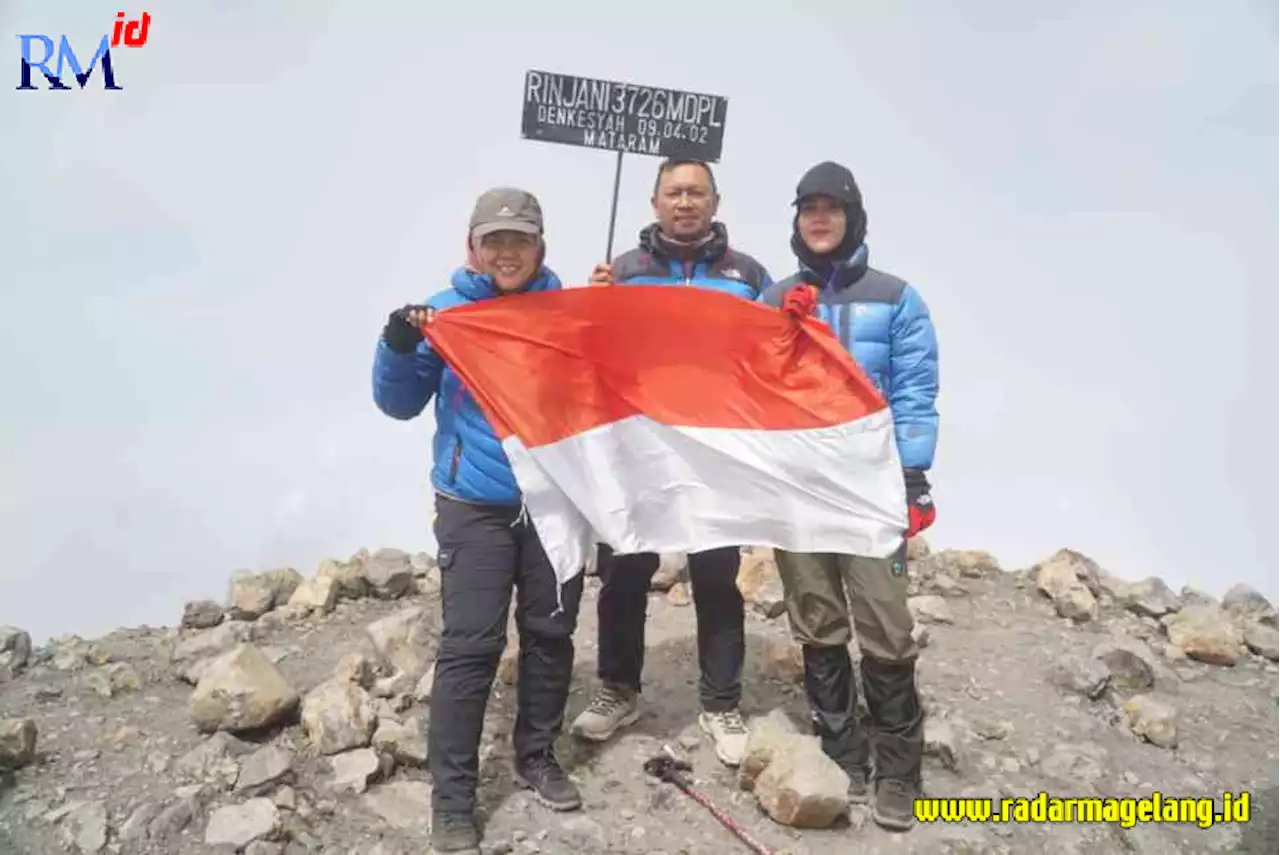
top-left (469, 187), bottom-right (544, 238)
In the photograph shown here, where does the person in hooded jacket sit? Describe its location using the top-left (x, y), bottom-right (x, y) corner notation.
top-left (372, 187), bottom-right (584, 855)
top-left (760, 161), bottom-right (940, 832)
top-left (571, 157), bottom-right (774, 768)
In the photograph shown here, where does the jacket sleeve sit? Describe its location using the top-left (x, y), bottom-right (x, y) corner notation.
top-left (888, 284), bottom-right (940, 470)
top-left (372, 336), bottom-right (445, 420)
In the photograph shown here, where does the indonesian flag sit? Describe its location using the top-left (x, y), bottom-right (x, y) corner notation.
top-left (422, 285), bottom-right (908, 589)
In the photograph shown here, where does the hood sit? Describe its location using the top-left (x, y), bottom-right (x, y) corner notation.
top-left (449, 265), bottom-right (561, 301)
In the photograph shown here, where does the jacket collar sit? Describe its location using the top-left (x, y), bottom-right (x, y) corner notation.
top-left (638, 221), bottom-right (729, 265)
top-left (450, 265), bottom-right (561, 301)
top-left (799, 243), bottom-right (870, 291)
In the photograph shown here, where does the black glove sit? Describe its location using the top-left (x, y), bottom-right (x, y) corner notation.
top-left (382, 305), bottom-right (426, 354)
top-left (904, 468), bottom-right (936, 537)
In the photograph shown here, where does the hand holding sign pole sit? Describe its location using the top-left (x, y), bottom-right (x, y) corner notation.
top-left (519, 70), bottom-right (729, 263)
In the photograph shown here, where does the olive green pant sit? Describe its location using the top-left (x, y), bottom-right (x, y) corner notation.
top-left (774, 544), bottom-right (918, 663)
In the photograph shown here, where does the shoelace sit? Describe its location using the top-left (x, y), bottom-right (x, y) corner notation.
top-left (710, 710), bottom-right (747, 734)
top-left (587, 688), bottom-right (628, 715)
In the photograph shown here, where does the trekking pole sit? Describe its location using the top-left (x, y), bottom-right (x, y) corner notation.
top-left (643, 748), bottom-right (778, 855)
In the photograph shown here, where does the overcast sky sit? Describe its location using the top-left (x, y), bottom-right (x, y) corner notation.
top-left (2, 1), bottom-right (1275, 644)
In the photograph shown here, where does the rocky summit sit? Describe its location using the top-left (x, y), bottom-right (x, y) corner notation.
top-left (0, 542), bottom-right (1276, 854)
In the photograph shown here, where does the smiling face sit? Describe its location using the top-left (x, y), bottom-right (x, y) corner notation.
top-left (471, 230), bottom-right (541, 292)
top-left (796, 194), bottom-right (848, 255)
top-left (652, 162), bottom-right (718, 241)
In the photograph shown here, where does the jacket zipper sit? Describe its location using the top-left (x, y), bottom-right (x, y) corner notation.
top-left (448, 435), bottom-right (463, 484)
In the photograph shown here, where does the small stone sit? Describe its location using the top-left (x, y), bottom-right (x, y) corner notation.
top-left (650, 553), bottom-right (688, 591)
top-left (301, 678), bottom-right (378, 755)
top-left (372, 716), bottom-right (428, 767)
top-left (330, 747), bottom-right (382, 794)
top-left (1123, 695), bottom-right (1178, 749)
top-left (0, 626), bottom-right (32, 678)
top-left (738, 709), bottom-right (801, 791)
top-left (666, 582), bottom-right (691, 606)
top-left (363, 548), bottom-right (415, 599)
top-left (1049, 654), bottom-right (1112, 699)
top-left (204, 798), bottom-right (281, 848)
top-left (182, 600), bottom-right (225, 629)
top-left (363, 780), bottom-right (433, 829)
top-left (1093, 637), bottom-right (1158, 689)
top-left (753, 738), bottom-right (850, 827)
top-left (908, 595), bottom-right (953, 624)
top-left (414, 668), bottom-right (435, 703)
top-left (1244, 622), bottom-right (1279, 661)
top-left (189, 644), bottom-right (300, 734)
top-left (1114, 578), bottom-right (1181, 619)
top-left (60, 800), bottom-right (109, 853)
top-left (237, 744), bottom-right (295, 793)
top-left (0, 717), bottom-right (38, 769)
top-left (924, 718), bottom-right (960, 770)
top-left (366, 607), bottom-right (434, 681)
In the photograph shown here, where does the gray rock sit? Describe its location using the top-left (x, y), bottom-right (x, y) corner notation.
top-left (908, 595), bottom-right (954, 625)
top-left (1123, 695), bottom-right (1178, 748)
top-left (189, 644), bottom-right (300, 734)
top-left (0, 717), bottom-right (38, 769)
top-left (753, 737), bottom-right (850, 828)
top-left (0, 626), bottom-right (32, 678)
top-left (1092, 637), bottom-right (1157, 689)
top-left (301, 678), bottom-right (378, 756)
top-left (59, 800), bottom-right (108, 853)
top-left (362, 548), bottom-right (415, 599)
top-left (1244, 622), bottom-right (1279, 661)
top-left (1115, 577), bottom-right (1181, 619)
top-left (1049, 654), bottom-right (1112, 700)
top-left (363, 780), bottom-right (433, 829)
top-left (237, 744), bottom-right (296, 793)
top-left (181, 600), bottom-right (225, 629)
top-left (204, 798), bottom-right (280, 848)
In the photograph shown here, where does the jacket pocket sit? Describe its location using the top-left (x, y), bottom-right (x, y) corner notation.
top-left (447, 434), bottom-right (463, 485)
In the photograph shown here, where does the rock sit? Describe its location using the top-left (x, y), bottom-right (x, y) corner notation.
top-left (204, 798), bottom-right (281, 848)
top-left (414, 669), bottom-right (435, 703)
top-left (177, 732), bottom-right (249, 788)
top-left (924, 718), bottom-right (960, 770)
top-left (85, 662), bottom-right (142, 698)
top-left (237, 744), bottom-right (295, 793)
top-left (59, 800), bottom-right (109, 853)
top-left (1179, 586), bottom-right (1217, 609)
top-left (1033, 552), bottom-right (1100, 622)
top-left (739, 709), bottom-right (801, 790)
top-left (317, 555), bottom-right (371, 600)
top-left (181, 600), bottom-right (225, 629)
top-left (286, 576), bottom-right (339, 616)
top-left (1162, 606), bottom-right (1244, 666)
top-left (1092, 638), bottom-right (1158, 689)
top-left (930, 549), bottom-right (1002, 578)
top-left (334, 653), bottom-right (378, 689)
top-left (650, 553), bottom-right (688, 591)
top-left (301, 678), bottom-right (378, 755)
top-left (1244, 622), bottom-right (1279, 661)
top-left (362, 548), bottom-right (415, 599)
top-left (149, 791), bottom-right (201, 840)
top-left (905, 536), bottom-right (931, 563)
top-left (1115, 578), bottom-right (1181, 619)
top-left (737, 547), bottom-right (786, 618)
top-left (1123, 695), bottom-right (1178, 748)
top-left (228, 569), bottom-right (301, 621)
top-left (909, 595), bottom-right (954, 624)
top-left (929, 573), bottom-right (968, 598)
top-left (119, 802), bottom-right (163, 842)
top-left (330, 747), bottom-right (383, 794)
top-left (753, 738), bottom-right (850, 828)
top-left (1048, 654), bottom-right (1111, 700)
top-left (666, 582), bottom-right (691, 606)
top-left (172, 620), bottom-right (257, 663)
top-left (1222, 584), bottom-right (1277, 625)
top-left (189, 644), bottom-right (301, 734)
top-left (372, 716), bottom-right (428, 767)
top-left (366, 607), bottom-right (434, 681)
top-left (1040, 742), bottom-right (1108, 785)
top-left (363, 780), bottom-right (433, 829)
top-left (0, 625), bottom-right (33, 678)
top-left (0, 717), bottom-right (38, 769)
top-left (759, 638), bottom-right (804, 684)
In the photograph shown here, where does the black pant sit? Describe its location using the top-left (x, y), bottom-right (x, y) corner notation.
top-left (428, 495), bottom-right (584, 814)
top-left (595, 544), bottom-right (743, 712)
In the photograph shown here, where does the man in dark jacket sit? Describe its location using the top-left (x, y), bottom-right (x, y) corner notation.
top-left (570, 158), bottom-right (774, 768)
top-left (761, 161), bottom-right (940, 832)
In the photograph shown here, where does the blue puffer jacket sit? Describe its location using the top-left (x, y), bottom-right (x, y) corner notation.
top-left (611, 222), bottom-right (773, 300)
top-left (372, 265), bottom-right (562, 506)
top-left (760, 244), bottom-right (939, 470)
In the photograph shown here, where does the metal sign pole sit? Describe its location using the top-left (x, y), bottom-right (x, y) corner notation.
top-left (605, 150), bottom-right (624, 263)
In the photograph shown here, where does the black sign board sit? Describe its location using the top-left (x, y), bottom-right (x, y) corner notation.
top-left (520, 69), bottom-right (729, 162)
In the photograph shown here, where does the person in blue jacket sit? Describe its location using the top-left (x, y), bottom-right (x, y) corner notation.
top-left (570, 158), bottom-right (774, 769)
top-left (372, 187), bottom-right (583, 855)
top-left (760, 161), bottom-right (940, 832)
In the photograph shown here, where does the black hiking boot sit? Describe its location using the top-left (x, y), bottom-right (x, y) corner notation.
top-left (514, 751), bottom-right (582, 811)
top-left (861, 654), bottom-right (924, 832)
top-left (801, 644), bottom-right (870, 804)
top-left (872, 777), bottom-right (920, 831)
top-left (431, 810), bottom-right (481, 855)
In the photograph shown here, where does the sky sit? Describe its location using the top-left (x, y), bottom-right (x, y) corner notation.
top-left (1, 1), bottom-right (1276, 645)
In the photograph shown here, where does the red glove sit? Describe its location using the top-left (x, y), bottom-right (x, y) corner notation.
top-left (905, 468), bottom-right (936, 537)
top-left (782, 284), bottom-right (819, 319)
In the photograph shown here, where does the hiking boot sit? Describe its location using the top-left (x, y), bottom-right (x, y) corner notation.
top-left (698, 708), bottom-right (749, 767)
top-left (431, 810), bottom-right (481, 855)
top-left (513, 752), bottom-right (582, 812)
top-left (871, 777), bottom-right (919, 831)
top-left (839, 760), bottom-right (871, 805)
top-left (570, 684), bottom-right (641, 742)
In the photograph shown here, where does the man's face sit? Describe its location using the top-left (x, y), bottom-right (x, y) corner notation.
top-left (472, 230), bottom-right (541, 292)
top-left (796, 194), bottom-right (847, 255)
top-left (652, 164), bottom-right (718, 240)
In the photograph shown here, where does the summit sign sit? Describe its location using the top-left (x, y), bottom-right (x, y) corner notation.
top-left (520, 70), bottom-right (728, 162)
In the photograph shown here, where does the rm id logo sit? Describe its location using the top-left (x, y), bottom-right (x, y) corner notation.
top-left (16, 12), bottom-right (150, 91)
